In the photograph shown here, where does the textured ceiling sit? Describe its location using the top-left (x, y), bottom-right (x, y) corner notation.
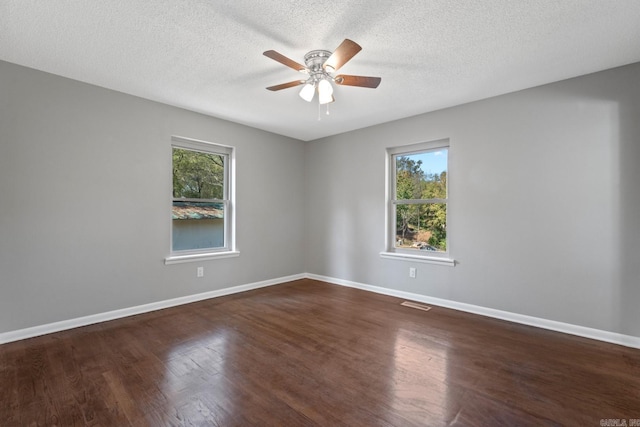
top-left (2, 1), bottom-right (640, 141)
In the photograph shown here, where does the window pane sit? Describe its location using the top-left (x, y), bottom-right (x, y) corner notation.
top-left (396, 149), bottom-right (448, 200)
top-left (173, 147), bottom-right (225, 199)
top-left (172, 144), bottom-right (227, 253)
top-left (172, 201), bottom-right (224, 251)
top-left (395, 203), bottom-right (447, 252)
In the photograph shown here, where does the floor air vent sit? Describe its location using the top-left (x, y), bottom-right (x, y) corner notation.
top-left (401, 301), bottom-right (432, 312)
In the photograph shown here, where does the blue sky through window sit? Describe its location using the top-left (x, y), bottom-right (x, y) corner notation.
top-left (410, 149), bottom-right (448, 177)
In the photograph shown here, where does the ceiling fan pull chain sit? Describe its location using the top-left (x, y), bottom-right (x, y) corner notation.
top-left (317, 101), bottom-right (321, 121)
top-left (326, 103), bottom-right (330, 115)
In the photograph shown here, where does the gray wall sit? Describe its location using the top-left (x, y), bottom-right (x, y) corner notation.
top-left (2, 59), bottom-right (639, 339)
top-left (305, 62), bottom-right (640, 337)
top-left (0, 60), bottom-right (306, 333)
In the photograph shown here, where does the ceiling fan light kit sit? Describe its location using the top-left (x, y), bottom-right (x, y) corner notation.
top-left (264, 39), bottom-right (381, 108)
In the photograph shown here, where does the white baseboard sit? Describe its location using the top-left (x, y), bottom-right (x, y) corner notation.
top-left (3, 272), bottom-right (639, 349)
top-left (306, 273), bottom-right (640, 349)
top-left (0, 273), bottom-right (305, 345)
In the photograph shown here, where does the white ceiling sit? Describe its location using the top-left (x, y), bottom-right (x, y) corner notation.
top-left (2, 1), bottom-right (640, 141)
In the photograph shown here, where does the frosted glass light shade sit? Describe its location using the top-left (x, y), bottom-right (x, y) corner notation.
top-left (299, 83), bottom-right (315, 102)
top-left (318, 79), bottom-right (334, 105)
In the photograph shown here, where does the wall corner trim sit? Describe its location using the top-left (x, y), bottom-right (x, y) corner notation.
top-left (305, 273), bottom-right (640, 349)
top-left (0, 273), bottom-right (306, 345)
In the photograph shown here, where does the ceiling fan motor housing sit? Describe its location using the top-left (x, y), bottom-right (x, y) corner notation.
top-left (304, 50), bottom-right (333, 82)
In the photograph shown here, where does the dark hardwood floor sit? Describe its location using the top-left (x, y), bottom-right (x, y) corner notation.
top-left (1, 279), bottom-right (639, 426)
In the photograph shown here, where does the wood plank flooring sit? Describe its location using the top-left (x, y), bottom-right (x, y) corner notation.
top-left (1, 279), bottom-right (639, 426)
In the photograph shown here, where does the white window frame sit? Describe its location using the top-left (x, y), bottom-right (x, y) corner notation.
top-left (380, 139), bottom-right (454, 267)
top-left (165, 136), bottom-right (238, 265)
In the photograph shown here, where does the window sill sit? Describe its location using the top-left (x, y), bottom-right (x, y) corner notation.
top-left (379, 251), bottom-right (455, 267)
top-left (165, 251), bottom-right (240, 265)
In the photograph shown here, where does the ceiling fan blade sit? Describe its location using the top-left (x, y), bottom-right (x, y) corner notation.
top-left (263, 50), bottom-right (307, 72)
top-left (266, 80), bottom-right (306, 91)
top-left (323, 39), bottom-right (362, 72)
top-left (334, 75), bottom-right (381, 88)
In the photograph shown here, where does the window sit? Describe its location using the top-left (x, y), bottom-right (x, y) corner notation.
top-left (383, 139), bottom-right (453, 266)
top-left (166, 136), bottom-right (237, 264)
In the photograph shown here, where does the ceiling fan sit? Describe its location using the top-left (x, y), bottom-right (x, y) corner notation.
top-left (263, 39), bottom-right (381, 105)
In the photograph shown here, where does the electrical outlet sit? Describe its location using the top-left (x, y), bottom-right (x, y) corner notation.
top-left (409, 267), bottom-right (416, 278)
top-left (197, 267), bottom-right (204, 278)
